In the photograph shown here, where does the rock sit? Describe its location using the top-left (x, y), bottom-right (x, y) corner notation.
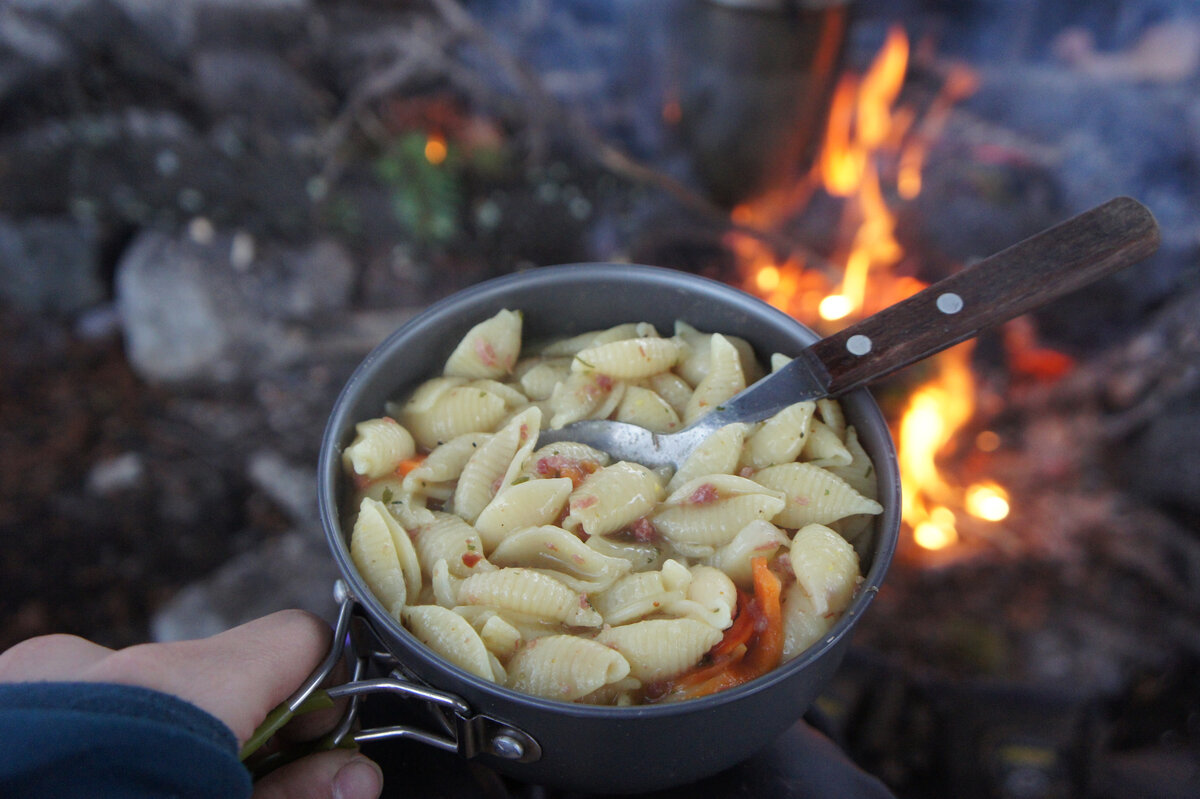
top-left (114, 227), bottom-right (357, 383)
top-left (192, 48), bottom-right (323, 130)
top-left (247, 449), bottom-right (319, 530)
top-left (0, 214), bottom-right (105, 315)
top-left (150, 532), bottom-right (341, 641)
top-left (85, 451), bottom-right (147, 496)
top-left (1120, 406), bottom-right (1200, 518)
top-left (112, 0), bottom-right (311, 60)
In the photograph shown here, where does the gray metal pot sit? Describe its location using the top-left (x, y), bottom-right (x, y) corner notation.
top-left (317, 263), bottom-right (900, 793)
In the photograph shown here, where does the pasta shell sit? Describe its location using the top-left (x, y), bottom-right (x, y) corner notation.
top-left (666, 423), bottom-right (747, 493)
top-left (596, 619), bottom-right (723, 682)
top-left (349, 501), bottom-right (408, 619)
top-left (342, 417), bottom-right (417, 479)
top-left (615, 385), bottom-right (681, 433)
top-left (572, 337), bottom-right (680, 380)
top-left (411, 511), bottom-right (491, 579)
top-left (443, 309), bottom-right (522, 379)
top-left (789, 523), bottom-right (860, 617)
top-left (489, 525), bottom-right (632, 593)
top-left (654, 475), bottom-right (786, 549)
top-left (404, 604), bottom-right (494, 681)
top-left (536, 322), bottom-right (655, 357)
top-left (780, 582), bottom-right (835, 662)
top-left (684, 334), bottom-right (746, 424)
top-left (646, 372), bottom-right (693, 416)
top-left (586, 534), bottom-right (665, 573)
top-left (507, 635), bottom-right (631, 702)
top-left (704, 520), bottom-right (790, 591)
top-left (741, 402), bottom-right (816, 470)
top-left (517, 358), bottom-right (572, 400)
top-left (458, 567), bottom-right (602, 627)
top-left (590, 560), bottom-right (690, 626)
top-left (679, 565), bottom-right (737, 630)
top-left (753, 462), bottom-right (883, 528)
top-left (477, 613), bottom-right (523, 660)
top-left (673, 321), bottom-right (761, 387)
top-left (816, 398), bottom-right (846, 439)
top-left (353, 498), bottom-right (422, 613)
top-left (826, 426), bottom-right (878, 501)
top-left (402, 383), bottom-right (510, 450)
top-left (548, 371), bottom-right (624, 428)
top-left (563, 461), bottom-right (662, 537)
top-left (452, 406), bottom-right (541, 524)
top-left (801, 420), bottom-right (853, 467)
top-left (474, 477), bottom-right (573, 551)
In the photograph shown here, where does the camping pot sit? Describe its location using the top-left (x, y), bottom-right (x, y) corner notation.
top-left (315, 263), bottom-right (901, 793)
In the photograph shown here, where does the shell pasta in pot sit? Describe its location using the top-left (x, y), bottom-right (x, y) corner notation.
top-left (341, 308), bottom-right (882, 705)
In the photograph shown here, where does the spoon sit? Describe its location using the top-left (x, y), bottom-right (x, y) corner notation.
top-left (535, 196), bottom-right (1160, 470)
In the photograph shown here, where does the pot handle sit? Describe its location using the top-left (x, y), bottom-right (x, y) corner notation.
top-left (240, 581), bottom-right (541, 779)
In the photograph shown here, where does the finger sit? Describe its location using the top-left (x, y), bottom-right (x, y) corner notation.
top-left (252, 750), bottom-right (383, 799)
top-left (0, 634), bottom-right (113, 682)
top-left (85, 609), bottom-right (332, 743)
top-left (274, 654), bottom-right (352, 744)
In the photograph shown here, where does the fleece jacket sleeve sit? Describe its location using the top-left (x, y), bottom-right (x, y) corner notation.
top-left (0, 681), bottom-right (251, 799)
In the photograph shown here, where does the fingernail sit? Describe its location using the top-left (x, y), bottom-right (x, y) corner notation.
top-left (333, 756), bottom-right (383, 799)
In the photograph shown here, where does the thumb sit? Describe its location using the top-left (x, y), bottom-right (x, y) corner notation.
top-left (251, 749), bottom-right (384, 799)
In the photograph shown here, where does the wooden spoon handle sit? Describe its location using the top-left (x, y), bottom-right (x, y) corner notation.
top-left (807, 196), bottom-right (1161, 396)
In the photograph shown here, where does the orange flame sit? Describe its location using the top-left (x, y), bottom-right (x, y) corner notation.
top-left (732, 27), bottom-right (1008, 557)
top-left (817, 26), bottom-right (910, 321)
top-left (899, 342), bottom-right (976, 551)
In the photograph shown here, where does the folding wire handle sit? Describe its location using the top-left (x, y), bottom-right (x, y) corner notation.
top-left (241, 581), bottom-right (540, 779)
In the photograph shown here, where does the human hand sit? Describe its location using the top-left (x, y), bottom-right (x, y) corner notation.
top-left (0, 609), bottom-right (383, 799)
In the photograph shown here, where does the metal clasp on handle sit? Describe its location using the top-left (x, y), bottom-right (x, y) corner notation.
top-left (241, 581), bottom-right (540, 778)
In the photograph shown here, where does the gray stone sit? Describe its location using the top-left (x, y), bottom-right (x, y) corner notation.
top-left (1121, 406), bottom-right (1200, 518)
top-left (247, 449), bottom-right (319, 530)
top-left (0, 215), bottom-right (105, 315)
top-left (114, 227), bottom-right (357, 383)
top-left (114, 230), bottom-right (234, 382)
top-left (192, 48), bottom-right (322, 130)
top-left (150, 532), bottom-right (341, 642)
top-left (85, 452), bottom-right (148, 496)
top-left (111, 0), bottom-right (311, 59)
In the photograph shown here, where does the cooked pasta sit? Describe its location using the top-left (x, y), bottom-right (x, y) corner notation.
top-left (404, 604), bottom-right (494, 680)
top-left (596, 618), bottom-right (724, 682)
top-left (341, 308), bottom-right (883, 705)
top-left (342, 417), bottom-right (417, 479)
top-left (443, 308), bottom-right (522, 379)
top-left (507, 634), bottom-right (631, 701)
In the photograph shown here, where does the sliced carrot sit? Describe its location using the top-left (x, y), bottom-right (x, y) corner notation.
top-left (669, 557), bottom-right (783, 700)
top-left (395, 453), bottom-right (428, 477)
top-left (710, 589), bottom-right (756, 658)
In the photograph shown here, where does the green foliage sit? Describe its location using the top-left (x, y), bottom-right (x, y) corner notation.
top-left (373, 131), bottom-right (463, 245)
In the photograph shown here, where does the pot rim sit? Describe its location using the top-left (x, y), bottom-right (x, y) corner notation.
top-left (318, 262), bottom-right (900, 718)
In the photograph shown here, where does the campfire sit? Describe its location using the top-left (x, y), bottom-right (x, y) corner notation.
top-left (2, 1), bottom-right (1198, 797)
top-left (721, 24), bottom-right (1006, 565)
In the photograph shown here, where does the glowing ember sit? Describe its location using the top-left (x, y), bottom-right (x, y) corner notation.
top-left (965, 482), bottom-right (1010, 522)
top-left (818, 294), bottom-right (852, 321)
top-left (424, 133), bottom-right (448, 165)
top-left (913, 506), bottom-right (957, 551)
top-left (975, 430), bottom-right (1002, 453)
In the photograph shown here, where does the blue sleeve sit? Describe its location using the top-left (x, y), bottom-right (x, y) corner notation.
top-left (0, 682), bottom-right (252, 799)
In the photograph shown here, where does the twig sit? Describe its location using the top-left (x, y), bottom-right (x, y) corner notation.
top-left (326, 0), bottom-right (842, 275)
